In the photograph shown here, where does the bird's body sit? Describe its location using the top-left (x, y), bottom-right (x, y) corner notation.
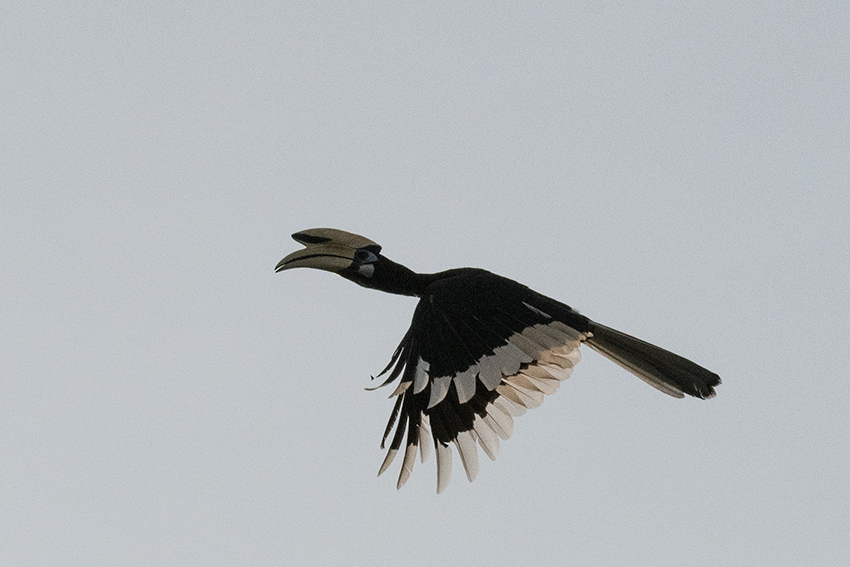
top-left (277, 228), bottom-right (720, 493)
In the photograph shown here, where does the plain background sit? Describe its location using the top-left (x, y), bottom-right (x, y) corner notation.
top-left (2, 3), bottom-right (848, 566)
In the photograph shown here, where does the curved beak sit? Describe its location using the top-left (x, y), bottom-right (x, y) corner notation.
top-left (275, 243), bottom-right (357, 274)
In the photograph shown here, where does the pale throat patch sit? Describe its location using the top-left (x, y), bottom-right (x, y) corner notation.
top-left (358, 264), bottom-right (375, 277)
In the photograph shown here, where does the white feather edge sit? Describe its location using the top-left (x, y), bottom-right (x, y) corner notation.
top-left (435, 441), bottom-right (452, 494)
top-left (413, 356), bottom-right (429, 393)
top-left (397, 438), bottom-right (417, 489)
top-left (472, 414), bottom-right (500, 460)
top-left (419, 414), bottom-right (432, 464)
top-left (454, 370), bottom-right (477, 404)
top-left (428, 375), bottom-right (452, 408)
top-left (377, 448), bottom-right (397, 477)
top-left (454, 430), bottom-right (480, 482)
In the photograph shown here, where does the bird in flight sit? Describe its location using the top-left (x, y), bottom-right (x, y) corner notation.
top-left (276, 228), bottom-right (720, 493)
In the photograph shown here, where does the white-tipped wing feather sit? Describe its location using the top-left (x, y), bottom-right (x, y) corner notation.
top-left (379, 311), bottom-right (588, 492)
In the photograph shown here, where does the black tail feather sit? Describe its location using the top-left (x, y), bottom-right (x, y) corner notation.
top-left (584, 321), bottom-right (720, 399)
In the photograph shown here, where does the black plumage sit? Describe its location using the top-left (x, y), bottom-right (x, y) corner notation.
top-left (276, 228), bottom-right (720, 493)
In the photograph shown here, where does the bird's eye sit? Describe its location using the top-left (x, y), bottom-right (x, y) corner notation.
top-left (353, 249), bottom-right (378, 263)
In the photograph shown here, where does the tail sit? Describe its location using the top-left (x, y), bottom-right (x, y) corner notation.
top-left (584, 321), bottom-right (720, 399)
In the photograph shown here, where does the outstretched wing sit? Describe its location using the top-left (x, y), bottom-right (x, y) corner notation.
top-left (372, 270), bottom-right (592, 493)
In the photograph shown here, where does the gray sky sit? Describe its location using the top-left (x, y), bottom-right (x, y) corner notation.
top-left (2, 2), bottom-right (848, 566)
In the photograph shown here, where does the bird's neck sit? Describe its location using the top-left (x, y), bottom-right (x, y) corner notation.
top-left (372, 257), bottom-right (435, 297)
top-left (344, 256), bottom-right (434, 297)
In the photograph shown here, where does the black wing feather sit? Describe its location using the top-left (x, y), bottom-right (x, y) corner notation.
top-left (374, 270), bottom-right (590, 491)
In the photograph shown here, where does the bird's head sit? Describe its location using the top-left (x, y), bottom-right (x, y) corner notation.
top-left (275, 227), bottom-right (384, 282)
top-left (276, 228), bottom-right (426, 296)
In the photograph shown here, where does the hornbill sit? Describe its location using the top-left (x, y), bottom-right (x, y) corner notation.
top-left (276, 228), bottom-right (720, 493)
